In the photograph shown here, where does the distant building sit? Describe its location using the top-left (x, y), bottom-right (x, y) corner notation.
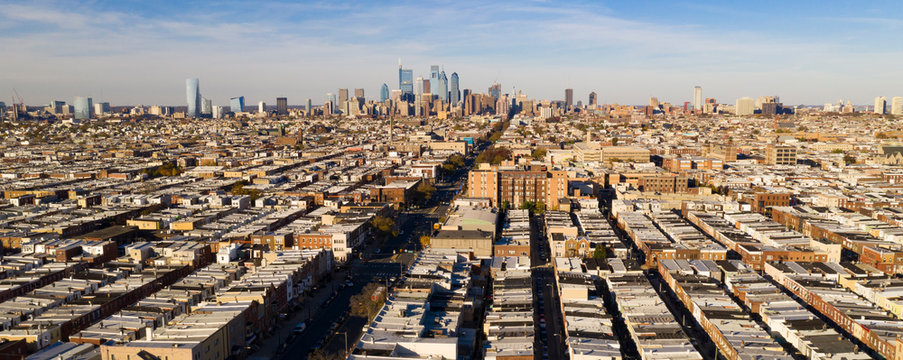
top-left (736, 97), bottom-right (755, 115)
top-left (73, 96), bottom-right (93, 120)
top-left (438, 71), bottom-right (448, 103)
top-left (258, 101), bottom-right (266, 113)
top-left (201, 98), bottom-right (212, 116)
top-left (354, 88), bottom-right (364, 102)
top-left (276, 97), bottom-right (288, 115)
top-left (766, 144), bottom-right (797, 165)
top-left (693, 86), bottom-right (702, 111)
top-left (875, 96), bottom-right (887, 114)
top-left (398, 62), bottom-right (414, 100)
top-left (564, 88), bottom-right (573, 108)
top-left (450, 72), bottom-right (460, 105)
top-left (229, 96), bottom-right (244, 113)
top-left (212, 105), bottom-right (224, 119)
top-left (306, 98), bottom-right (313, 115)
top-left (488, 82), bottom-right (501, 99)
top-left (186, 78), bottom-right (200, 117)
top-left (380, 84), bottom-right (389, 102)
top-left (892, 96), bottom-right (903, 115)
top-left (338, 89), bottom-right (348, 105)
top-left (588, 91), bottom-right (597, 106)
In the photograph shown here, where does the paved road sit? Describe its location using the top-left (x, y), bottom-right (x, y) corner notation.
top-left (528, 213), bottom-right (567, 360)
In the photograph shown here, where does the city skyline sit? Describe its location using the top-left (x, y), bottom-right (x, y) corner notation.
top-left (2, 0), bottom-right (903, 106)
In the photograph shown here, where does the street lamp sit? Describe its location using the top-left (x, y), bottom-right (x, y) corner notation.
top-left (338, 331), bottom-right (349, 357)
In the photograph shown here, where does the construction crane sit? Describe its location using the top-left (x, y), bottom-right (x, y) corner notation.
top-left (12, 88), bottom-right (24, 108)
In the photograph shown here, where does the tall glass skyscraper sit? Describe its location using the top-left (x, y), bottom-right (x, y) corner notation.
top-left (438, 71), bottom-right (448, 103)
top-left (399, 65), bottom-right (413, 99)
top-left (73, 96), bottom-right (93, 120)
top-left (186, 78), bottom-right (200, 117)
top-left (380, 84), bottom-right (389, 102)
top-left (449, 73), bottom-right (460, 105)
top-left (230, 96), bottom-right (245, 113)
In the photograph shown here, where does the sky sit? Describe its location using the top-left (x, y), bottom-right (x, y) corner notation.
top-left (1, 0), bottom-right (901, 107)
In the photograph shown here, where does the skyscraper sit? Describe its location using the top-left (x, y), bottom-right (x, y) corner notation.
top-left (489, 83), bottom-right (501, 99)
top-left (429, 65), bottom-right (440, 99)
top-left (307, 98), bottom-right (313, 116)
top-left (399, 61), bottom-right (414, 101)
top-left (327, 93), bottom-right (337, 114)
top-left (415, 76), bottom-right (424, 96)
top-left (230, 96), bottom-right (245, 113)
top-left (736, 97), bottom-right (755, 115)
top-left (564, 88), bottom-right (573, 107)
top-left (338, 89), bottom-right (349, 105)
top-left (449, 73), bottom-right (460, 105)
top-left (423, 79), bottom-right (431, 94)
top-left (875, 96), bottom-right (887, 114)
top-left (258, 101), bottom-right (266, 113)
top-left (201, 98), bottom-right (212, 116)
top-left (354, 88), bottom-right (365, 103)
top-left (380, 84), bottom-right (389, 102)
top-left (73, 96), bottom-right (93, 120)
top-left (693, 86), bottom-right (702, 111)
top-left (892, 97), bottom-right (903, 115)
top-left (438, 71), bottom-right (448, 103)
top-left (186, 78), bottom-right (200, 117)
top-left (276, 97), bottom-right (288, 115)
top-left (588, 92), bottom-right (597, 106)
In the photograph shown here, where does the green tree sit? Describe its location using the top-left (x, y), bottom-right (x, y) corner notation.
top-left (831, 149), bottom-right (844, 154)
top-left (843, 154), bottom-right (856, 165)
top-left (611, 137), bottom-right (618, 146)
top-left (419, 236), bottom-right (431, 247)
top-left (592, 245), bottom-right (607, 259)
top-left (414, 181), bottom-right (437, 202)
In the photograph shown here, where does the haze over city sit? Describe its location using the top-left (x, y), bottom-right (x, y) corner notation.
top-left (3, 0), bottom-right (903, 105)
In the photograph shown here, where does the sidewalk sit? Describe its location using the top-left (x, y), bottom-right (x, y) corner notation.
top-left (249, 269), bottom-right (347, 360)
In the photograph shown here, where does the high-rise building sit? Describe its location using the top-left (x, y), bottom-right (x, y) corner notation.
top-left (489, 83), bottom-right (501, 99)
top-left (201, 98), bottom-right (212, 116)
top-left (449, 73), bottom-right (460, 105)
top-left (415, 76), bottom-right (424, 96)
top-left (430, 65), bottom-right (440, 88)
top-left (73, 96), bottom-right (93, 120)
top-left (258, 101), bottom-right (266, 113)
top-left (564, 88), bottom-right (573, 107)
top-left (398, 61), bottom-right (414, 100)
top-left (438, 71), bottom-right (448, 103)
top-left (693, 86), bottom-right (702, 111)
top-left (212, 105), bottom-right (224, 119)
top-left (875, 96), bottom-right (887, 114)
top-left (588, 92), bottom-right (597, 106)
top-left (230, 96), bottom-right (245, 113)
top-left (306, 98), bottom-right (313, 115)
top-left (649, 97), bottom-right (660, 109)
top-left (892, 97), bottom-right (903, 115)
top-left (49, 100), bottom-right (65, 114)
top-left (354, 88), bottom-right (365, 102)
top-left (93, 103), bottom-right (103, 115)
top-left (338, 89), bottom-right (349, 105)
top-left (327, 93), bottom-right (337, 114)
top-left (380, 84), bottom-right (389, 102)
top-left (276, 97), bottom-right (288, 115)
top-left (186, 78), bottom-right (200, 117)
top-left (423, 79), bottom-right (431, 95)
top-left (736, 97), bottom-right (755, 115)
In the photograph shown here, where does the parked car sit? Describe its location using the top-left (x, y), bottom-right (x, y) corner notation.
top-left (293, 322), bottom-right (307, 335)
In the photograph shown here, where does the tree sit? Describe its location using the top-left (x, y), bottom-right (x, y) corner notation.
top-left (531, 148), bottom-right (547, 161)
top-left (419, 236), bottom-right (431, 247)
top-left (592, 245), bottom-right (607, 259)
top-left (611, 137), bottom-right (618, 146)
top-left (475, 146), bottom-right (511, 165)
top-left (414, 181), bottom-right (437, 202)
top-left (831, 149), bottom-right (844, 154)
top-left (843, 154), bottom-right (856, 165)
top-left (370, 216), bottom-right (397, 237)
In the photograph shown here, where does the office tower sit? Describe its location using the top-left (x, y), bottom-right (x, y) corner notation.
top-left (438, 71), bottom-right (448, 103)
top-left (276, 97), bottom-right (288, 115)
top-left (186, 78), bottom-right (200, 117)
top-left (415, 76), bottom-right (424, 96)
top-left (588, 92), bottom-right (597, 106)
top-left (338, 89), bottom-right (349, 105)
top-left (327, 93), bottom-right (337, 114)
top-left (450, 73), bottom-right (460, 105)
top-left (649, 97), bottom-right (660, 109)
top-left (380, 84), bottom-right (389, 102)
top-left (73, 96), bottom-right (93, 120)
top-left (423, 79), bottom-right (431, 94)
top-left (212, 106), bottom-right (223, 119)
top-left (693, 86), bottom-right (702, 111)
top-left (323, 100), bottom-right (334, 116)
top-left (564, 88), bottom-right (573, 107)
top-left (430, 65), bottom-right (440, 89)
top-left (48, 100), bottom-right (64, 114)
top-left (93, 103), bottom-right (103, 115)
top-left (201, 98), bottom-right (212, 115)
top-left (258, 101), bottom-right (266, 113)
top-left (0, 102), bottom-right (5, 118)
top-left (875, 97), bottom-right (887, 114)
top-left (892, 97), bottom-right (903, 115)
top-left (306, 98), bottom-right (313, 115)
top-left (230, 96), bottom-right (245, 113)
top-left (354, 88), bottom-right (365, 102)
top-left (398, 61), bottom-right (414, 99)
top-left (488, 83), bottom-right (501, 99)
top-left (736, 97), bottom-right (755, 115)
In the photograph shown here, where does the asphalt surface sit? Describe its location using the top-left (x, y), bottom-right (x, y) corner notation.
top-left (271, 151), bottom-right (474, 360)
top-left (529, 213), bottom-right (567, 360)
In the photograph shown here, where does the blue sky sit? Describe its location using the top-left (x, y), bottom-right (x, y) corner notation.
top-left (1, 0), bottom-right (901, 106)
